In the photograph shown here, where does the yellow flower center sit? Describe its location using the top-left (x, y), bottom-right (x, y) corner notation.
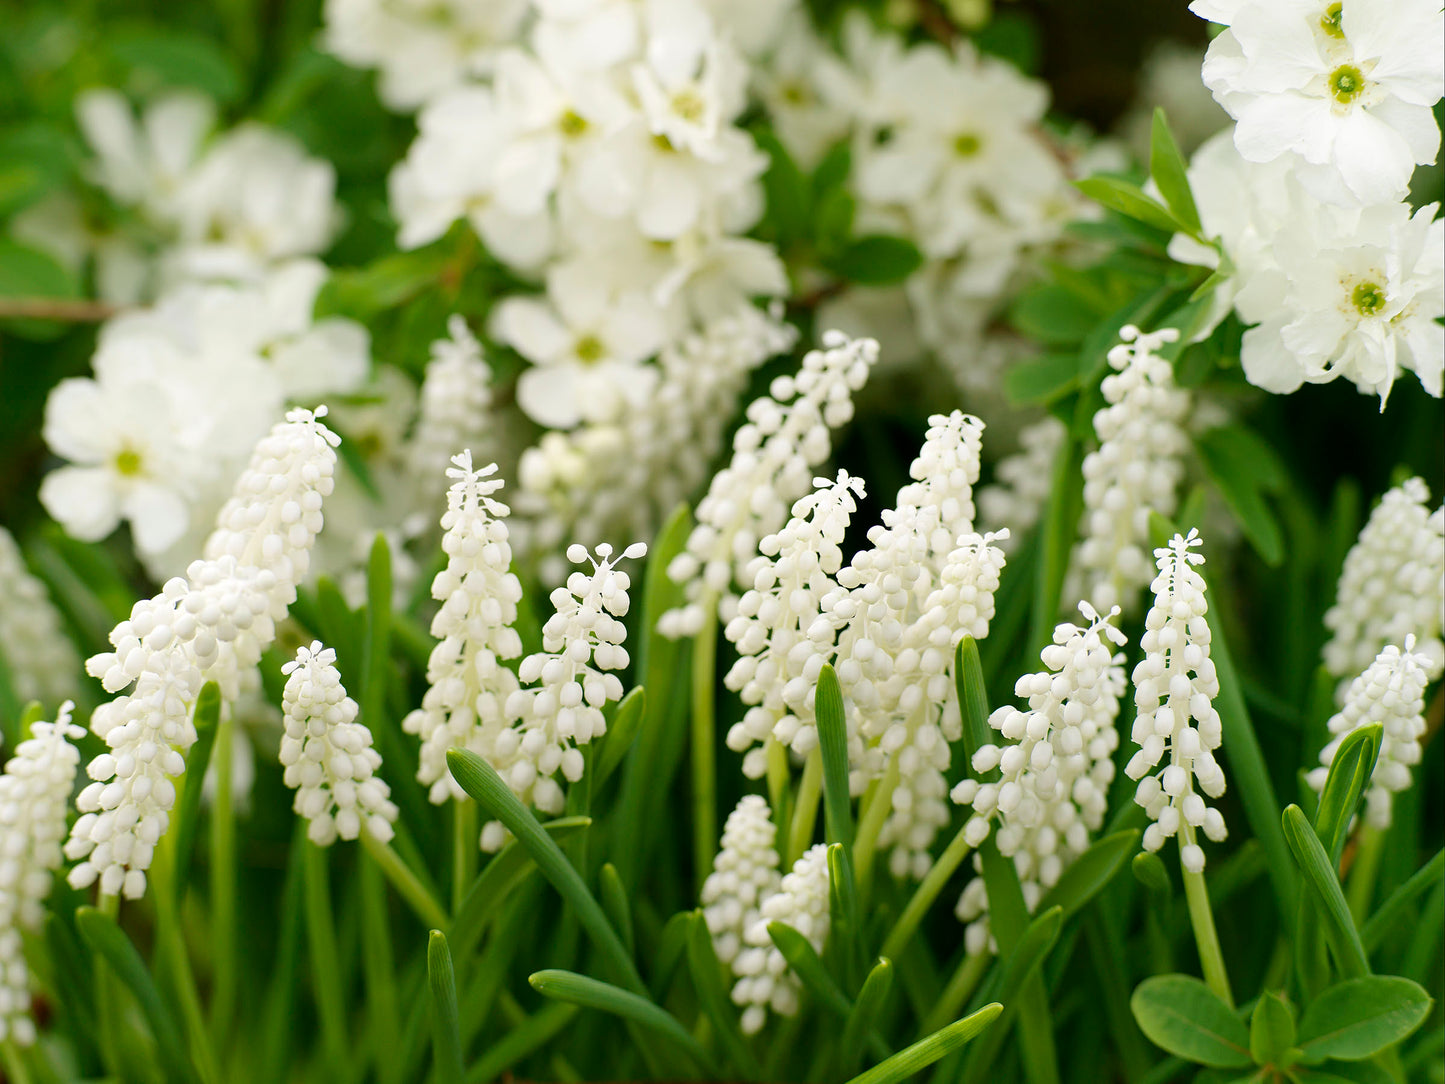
top-left (953, 132), bottom-right (983, 158)
top-left (114, 448), bottom-right (143, 477)
top-left (1320, 3), bottom-right (1345, 38)
top-left (559, 110), bottom-right (589, 137)
top-left (1329, 64), bottom-right (1365, 104)
top-left (671, 90), bottom-right (705, 123)
top-left (1351, 281), bottom-right (1387, 316)
top-left (574, 334), bottom-right (606, 363)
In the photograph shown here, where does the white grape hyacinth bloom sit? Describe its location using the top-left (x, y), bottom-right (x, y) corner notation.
top-left (403, 452), bottom-right (523, 804)
top-left (1323, 477), bottom-right (1444, 684)
top-left (731, 842), bottom-right (831, 1036)
top-left (405, 317), bottom-right (495, 517)
top-left (281, 641), bottom-right (398, 846)
top-left (978, 416), bottom-right (1066, 552)
top-left (1197, 0), bottom-right (1445, 206)
top-left (1073, 326), bottom-right (1191, 614)
top-left (1126, 531), bottom-right (1228, 874)
top-left (67, 407), bottom-right (339, 899)
top-left (1308, 637), bottom-right (1430, 829)
top-left (0, 702), bottom-right (86, 1045)
top-left (0, 527), bottom-right (80, 708)
top-left (660, 330), bottom-right (877, 639)
top-left (702, 795), bottom-right (783, 966)
top-left (951, 603), bottom-right (1126, 953)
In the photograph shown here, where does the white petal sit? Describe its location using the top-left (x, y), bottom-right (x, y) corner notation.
top-left (516, 365), bottom-right (583, 428)
top-left (496, 298), bottom-right (570, 363)
top-left (40, 466), bottom-right (122, 542)
top-left (122, 481), bottom-right (191, 555)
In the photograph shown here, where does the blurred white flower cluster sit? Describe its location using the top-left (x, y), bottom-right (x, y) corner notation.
top-left (1179, 0), bottom-right (1444, 404)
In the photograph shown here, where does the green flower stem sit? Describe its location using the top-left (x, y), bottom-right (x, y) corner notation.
top-left (882, 825), bottom-right (974, 962)
top-left (691, 592), bottom-right (719, 891)
top-left (453, 801), bottom-right (477, 916)
top-left (208, 714), bottom-right (237, 1039)
top-left (151, 850), bottom-right (222, 1084)
top-left (1180, 826), bottom-right (1233, 1009)
top-left (1, 1040), bottom-right (33, 1084)
top-left (303, 844), bottom-right (349, 1072)
top-left (1346, 823), bottom-right (1384, 925)
top-left (920, 950), bottom-right (990, 1037)
top-left (788, 747), bottom-right (825, 867)
top-left (361, 826), bottom-right (451, 932)
top-left (767, 738), bottom-right (791, 830)
top-left (853, 754), bottom-right (900, 899)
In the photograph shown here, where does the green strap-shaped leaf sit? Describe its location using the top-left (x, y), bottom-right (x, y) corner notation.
top-left (427, 931), bottom-right (463, 1084)
top-left (1149, 109), bottom-right (1201, 234)
top-left (595, 686), bottom-right (646, 789)
top-left (840, 958), bottom-right (894, 1075)
top-left (1313, 724), bottom-right (1382, 865)
top-left (598, 863), bottom-right (634, 957)
top-left (954, 636), bottom-right (992, 770)
top-left (464, 1002), bottom-right (578, 1084)
top-left (1296, 976), bottom-right (1432, 1061)
top-left (961, 906), bottom-right (1064, 1084)
top-left (1130, 974), bottom-right (1252, 1069)
top-left (1132, 852), bottom-right (1172, 900)
top-left (169, 682), bottom-right (221, 902)
top-left (446, 749), bottom-right (645, 995)
top-left (1249, 991), bottom-right (1297, 1067)
top-left (816, 665), bottom-right (854, 853)
top-left (767, 920), bottom-right (851, 1017)
top-left (1283, 804), bottom-right (1369, 979)
top-left (686, 912), bottom-right (763, 1078)
top-left (1362, 848), bottom-right (1444, 952)
top-left (847, 1004), bottom-right (1002, 1084)
top-left (76, 907), bottom-right (196, 1084)
top-left (1034, 829), bottom-right (1139, 922)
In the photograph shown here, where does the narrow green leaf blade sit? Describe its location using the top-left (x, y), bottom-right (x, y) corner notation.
top-left (427, 931), bottom-right (463, 1084)
top-left (169, 682), bottom-right (222, 901)
top-left (1130, 974), bottom-right (1252, 1069)
top-left (846, 1003), bottom-right (1002, 1084)
top-left (1362, 848), bottom-right (1444, 952)
top-left (840, 958), bottom-right (894, 1075)
top-left (1034, 829), bottom-right (1139, 921)
top-left (816, 665), bottom-right (854, 854)
top-left (1149, 109), bottom-right (1201, 234)
top-left (1074, 176), bottom-right (1183, 234)
top-left (595, 686), bottom-right (646, 788)
top-left (599, 863), bottom-right (634, 957)
top-left (954, 636), bottom-right (992, 772)
top-left (1296, 976), bottom-right (1432, 1060)
top-left (686, 912), bottom-right (763, 1077)
top-left (766, 920), bottom-right (851, 1016)
top-left (1313, 724), bottom-right (1382, 865)
top-left (1283, 804), bottom-right (1370, 979)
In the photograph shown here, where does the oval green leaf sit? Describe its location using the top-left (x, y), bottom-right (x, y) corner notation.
top-left (1296, 976), bottom-right (1432, 1060)
top-left (1130, 974), bottom-right (1252, 1068)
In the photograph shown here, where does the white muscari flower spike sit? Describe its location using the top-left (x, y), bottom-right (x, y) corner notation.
top-left (484, 540), bottom-right (646, 840)
top-left (404, 451), bottom-right (524, 805)
top-left (406, 317), bottom-right (494, 517)
top-left (1308, 638), bottom-right (1430, 830)
top-left (280, 641), bottom-right (397, 846)
top-left (0, 526), bottom-right (81, 709)
top-left (951, 602), bottom-right (1126, 953)
top-left (659, 330), bottom-right (878, 639)
top-left (730, 843), bottom-right (831, 1036)
top-left (1073, 326), bottom-right (1190, 614)
top-left (978, 417), bottom-right (1066, 552)
top-left (723, 471), bottom-right (865, 778)
top-left (0, 701), bottom-right (85, 1045)
top-left (67, 407), bottom-right (339, 900)
top-left (701, 795), bottom-right (782, 967)
top-left (1323, 478), bottom-right (1444, 686)
top-left (1126, 530), bottom-right (1227, 874)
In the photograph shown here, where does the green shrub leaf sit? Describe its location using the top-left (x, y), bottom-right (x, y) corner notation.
top-left (1249, 991), bottom-right (1298, 1067)
top-left (1296, 976), bottom-right (1432, 1060)
top-left (1130, 974), bottom-right (1251, 1068)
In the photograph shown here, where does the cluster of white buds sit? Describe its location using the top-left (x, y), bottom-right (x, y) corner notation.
top-left (0, 702), bottom-right (85, 1044)
top-left (280, 641), bottom-right (397, 845)
top-left (1073, 327), bottom-right (1190, 614)
top-left (486, 542), bottom-right (645, 836)
top-left (405, 316), bottom-right (494, 516)
top-left (67, 407), bottom-right (339, 899)
top-left (403, 452), bottom-right (523, 803)
top-left (701, 795), bottom-right (782, 966)
top-left (730, 843), bottom-right (831, 1036)
top-left (1323, 478), bottom-right (1444, 687)
top-left (0, 526), bottom-right (80, 709)
top-left (952, 603), bottom-right (1126, 952)
top-left (978, 417), bottom-right (1066, 551)
top-left (517, 306), bottom-right (797, 583)
top-left (891, 413), bottom-right (986, 579)
top-left (1126, 530), bottom-right (1227, 874)
top-left (723, 472), bottom-right (864, 778)
top-left (659, 331), bottom-right (877, 638)
top-left (1309, 638), bottom-right (1431, 830)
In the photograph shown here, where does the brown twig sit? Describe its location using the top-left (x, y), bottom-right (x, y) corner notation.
top-left (915, 0), bottom-right (960, 45)
top-left (0, 297), bottom-right (119, 322)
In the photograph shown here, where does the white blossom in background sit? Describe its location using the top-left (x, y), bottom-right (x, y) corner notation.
top-left (404, 316), bottom-right (495, 516)
top-left (731, 843), bottom-right (830, 1036)
top-left (1125, 530), bottom-right (1227, 874)
top-left (403, 452), bottom-right (523, 804)
top-left (660, 330), bottom-right (877, 638)
top-left (1309, 637), bottom-right (1430, 829)
top-left (280, 641), bottom-right (397, 845)
top-left (1197, 0), bottom-right (1444, 206)
top-left (516, 305), bottom-right (796, 581)
top-left (724, 472), bottom-right (864, 777)
top-left (702, 795), bottom-right (783, 966)
top-left (1072, 326), bottom-right (1190, 615)
top-left (322, 0), bottom-right (529, 110)
top-left (0, 702), bottom-right (86, 1045)
top-left (0, 527), bottom-right (80, 708)
top-left (484, 541), bottom-right (645, 841)
top-left (1323, 477), bottom-right (1445, 683)
top-left (1118, 40), bottom-right (1231, 159)
top-left (66, 408), bottom-right (339, 899)
top-left (978, 416), bottom-right (1066, 551)
top-left (951, 603), bottom-right (1126, 953)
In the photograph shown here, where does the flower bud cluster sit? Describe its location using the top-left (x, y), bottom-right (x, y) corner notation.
top-left (701, 795), bottom-right (782, 967)
top-left (0, 702), bottom-right (85, 1045)
top-left (403, 452), bottom-right (524, 803)
top-left (67, 407), bottom-right (339, 899)
top-left (730, 843), bottom-right (831, 1036)
top-left (1323, 477), bottom-right (1444, 686)
top-left (951, 603), bottom-right (1126, 952)
top-left (723, 472), bottom-right (864, 778)
top-left (1074, 326), bottom-right (1190, 614)
top-left (0, 526), bottom-right (80, 709)
top-left (1309, 638), bottom-right (1431, 831)
top-left (280, 641), bottom-right (397, 846)
top-left (659, 331), bottom-right (877, 638)
top-left (405, 317), bottom-right (494, 517)
top-left (1126, 530), bottom-right (1227, 874)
